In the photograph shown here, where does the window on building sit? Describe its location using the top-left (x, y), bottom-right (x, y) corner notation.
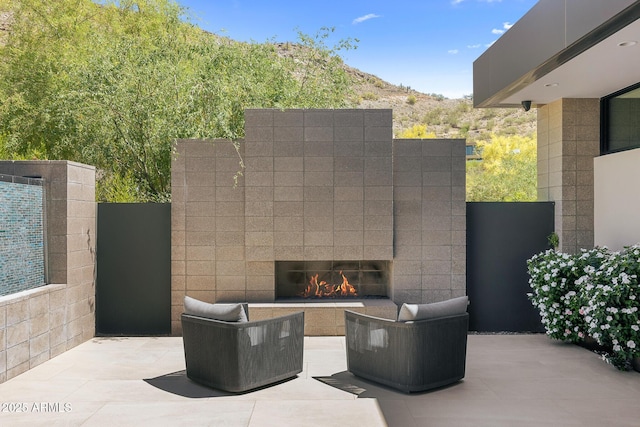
top-left (601, 82), bottom-right (640, 154)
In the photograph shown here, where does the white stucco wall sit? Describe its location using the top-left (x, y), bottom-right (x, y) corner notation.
top-left (594, 148), bottom-right (640, 250)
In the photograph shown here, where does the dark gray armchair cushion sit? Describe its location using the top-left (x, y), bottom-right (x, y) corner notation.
top-left (398, 296), bottom-right (468, 322)
top-left (184, 296), bottom-right (248, 322)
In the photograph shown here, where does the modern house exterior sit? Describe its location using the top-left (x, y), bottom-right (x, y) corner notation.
top-left (474, 0), bottom-right (640, 252)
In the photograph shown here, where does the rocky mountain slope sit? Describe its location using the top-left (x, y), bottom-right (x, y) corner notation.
top-left (347, 65), bottom-right (536, 141)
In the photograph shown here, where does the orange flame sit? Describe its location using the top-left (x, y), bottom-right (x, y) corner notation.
top-left (299, 271), bottom-right (358, 298)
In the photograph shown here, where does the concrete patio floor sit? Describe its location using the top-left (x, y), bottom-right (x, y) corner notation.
top-left (0, 334), bottom-right (639, 426)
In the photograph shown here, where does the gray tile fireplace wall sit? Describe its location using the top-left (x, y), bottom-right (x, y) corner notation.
top-left (171, 109), bottom-right (466, 334)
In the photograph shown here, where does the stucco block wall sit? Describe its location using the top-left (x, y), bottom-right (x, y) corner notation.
top-left (537, 99), bottom-right (599, 253)
top-left (0, 161), bottom-right (95, 382)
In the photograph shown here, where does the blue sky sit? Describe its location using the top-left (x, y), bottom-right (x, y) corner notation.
top-left (177, 0), bottom-right (537, 99)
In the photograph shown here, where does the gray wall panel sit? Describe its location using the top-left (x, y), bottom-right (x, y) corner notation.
top-left (466, 202), bottom-right (554, 332)
top-left (96, 203), bottom-right (171, 335)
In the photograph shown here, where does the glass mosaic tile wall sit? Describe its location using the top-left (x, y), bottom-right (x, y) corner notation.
top-left (0, 177), bottom-right (45, 296)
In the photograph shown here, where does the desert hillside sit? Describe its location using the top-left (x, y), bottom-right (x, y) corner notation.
top-left (347, 66), bottom-right (536, 141)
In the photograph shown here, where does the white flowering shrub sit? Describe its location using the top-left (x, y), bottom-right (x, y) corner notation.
top-left (582, 245), bottom-right (640, 370)
top-left (527, 248), bottom-right (608, 342)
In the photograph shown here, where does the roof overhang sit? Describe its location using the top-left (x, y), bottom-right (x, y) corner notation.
top-left (473, 0), bottom-right (640, 108)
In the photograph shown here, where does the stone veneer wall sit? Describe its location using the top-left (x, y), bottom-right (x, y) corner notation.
top-left (171, 109), bottom-right (466, 334)
top-left (537, 99), bottom-right (599, 253)
top-left (0, 161), bottom-right (96, 382)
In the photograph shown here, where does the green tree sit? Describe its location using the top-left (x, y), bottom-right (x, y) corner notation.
top-left (466, 134), bottom-right (537, 201)
top-left (0, 0), bottom-right (356, 201)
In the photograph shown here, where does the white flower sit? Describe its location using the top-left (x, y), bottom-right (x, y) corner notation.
top-left (627, 340), bottom-right (636, 349)
top-left (614, 344), bottom-right (622, 352)
top-left (632, 325), bottom-right (639, 332)
top-left (606, 316), bottom-right (613, 322)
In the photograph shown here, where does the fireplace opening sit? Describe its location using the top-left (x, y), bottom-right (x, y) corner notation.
top-left (275, 261), bottom-right (390, 300)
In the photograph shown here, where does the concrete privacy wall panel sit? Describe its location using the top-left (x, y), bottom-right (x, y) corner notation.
top-left (392, 139), bottom-right (466, 305)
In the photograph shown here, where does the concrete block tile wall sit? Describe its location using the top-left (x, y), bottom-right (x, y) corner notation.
top-left (0, 161), bottom-right (95, 382)
top-left (538, 99), bottom-right (598, 253)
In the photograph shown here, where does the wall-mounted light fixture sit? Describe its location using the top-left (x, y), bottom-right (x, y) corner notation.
top-left (521, 100), bottom-right (532, 111)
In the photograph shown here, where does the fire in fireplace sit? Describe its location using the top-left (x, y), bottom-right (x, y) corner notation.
top-left (275, 261), bottom-right (390, 300)
top-left (300, 272), bottom-right (358, 298)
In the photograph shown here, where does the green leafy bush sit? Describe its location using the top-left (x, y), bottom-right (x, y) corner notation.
top-left (582, 245), bottom-right (640, 369)
top-left (527, 248), bottom-right (608, 342)
top-left (528, 245), bottom-right (640, 370)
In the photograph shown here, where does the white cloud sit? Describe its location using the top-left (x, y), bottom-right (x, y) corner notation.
top-left (352, 13), bottom-right (381, 25)
top-left (451, 0), bottom-right (465, 4)
top-left (491, 22), bottom-right (513, 35)
top-left (448, 49), bottom-right (459, 54)
top-left (467, 44), bottom-right (482, 49)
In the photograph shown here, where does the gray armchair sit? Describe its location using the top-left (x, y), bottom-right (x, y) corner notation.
top-left (344, 309), bottom-right (468, 393)
top-left (181, 306), bottom-right (304, 393)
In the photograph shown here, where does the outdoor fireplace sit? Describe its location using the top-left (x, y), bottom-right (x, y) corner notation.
top-left (275, 261), bottom-right (390, 300)
top-left (171, 109), bottom-right (466, 335)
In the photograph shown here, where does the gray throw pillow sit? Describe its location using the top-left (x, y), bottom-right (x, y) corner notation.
top-left (184, 296), bottom-right (248, 323)
top-left (398, 296), bottom-right (468, 322)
